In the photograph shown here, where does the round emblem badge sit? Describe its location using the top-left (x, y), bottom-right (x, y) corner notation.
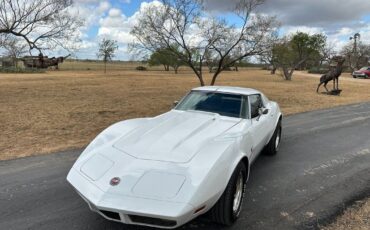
top-left (110, 177), bottom-right (120, 186)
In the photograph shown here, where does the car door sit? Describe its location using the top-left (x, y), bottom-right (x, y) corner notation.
top-left (248, 94), bottom-right (270, 159)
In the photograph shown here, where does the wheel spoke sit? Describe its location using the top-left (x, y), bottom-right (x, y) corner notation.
top-left (233, 172), bottom-right (243, 212)
top-left (275, 128), bottom-right (281, 150)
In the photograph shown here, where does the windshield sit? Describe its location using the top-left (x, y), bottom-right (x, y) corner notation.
top-left (175, 91), bottom-right (248, 118)
top-left (360, 67), bottom-right (368, 71)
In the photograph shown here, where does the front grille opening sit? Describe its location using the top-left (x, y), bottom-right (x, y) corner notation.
top-left (129, 215), bottom-right (177, 227)
top-left (99, 210), bottom-right (121, 221)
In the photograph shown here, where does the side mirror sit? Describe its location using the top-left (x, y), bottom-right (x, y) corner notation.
top-left (256, 108), bottom-right (268, 121)
top-left (259, 108), bottom-right (269, 115)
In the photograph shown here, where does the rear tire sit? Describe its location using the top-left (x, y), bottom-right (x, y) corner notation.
top-left (209, 162), bottom-right (247, 226)
top-left (264, 121), bottom-right (282, 156)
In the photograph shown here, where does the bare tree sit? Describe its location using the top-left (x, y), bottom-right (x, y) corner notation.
top-left (318, 42), bottom-right (335, 67)
top-left (1, 37), bottom-right (28, 67)
top-left (130, 0), bottom-right (278, 86)
top-left (0, 0), bottom-right (82, 53)
top-left (258, 32), bottom-right (280, 74)
top-left (97, 38), bottom-right (118, 74)
top-left (0, 34), bottom-right (6, 47)
top-left (341, 42), bottom-right (370, 71)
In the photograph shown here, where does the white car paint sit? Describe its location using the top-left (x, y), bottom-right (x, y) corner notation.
top-left (67, 86), bottom-right (282, 229)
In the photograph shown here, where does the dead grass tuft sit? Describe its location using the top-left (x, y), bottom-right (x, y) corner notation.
top-left (322, 198), bottom-right (370, 230)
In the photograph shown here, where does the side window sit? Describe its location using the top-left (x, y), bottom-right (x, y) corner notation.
top-left (240, 96), bottom-right (249, 119)
top-left (249, 94), bottom-right (263, 119)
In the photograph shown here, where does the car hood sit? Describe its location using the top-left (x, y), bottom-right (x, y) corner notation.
top-left (113, 110), bottom-right (241, 163)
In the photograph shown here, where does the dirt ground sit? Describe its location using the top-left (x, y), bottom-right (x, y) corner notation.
top-left (322, 198), bottom-right (370, 230)
top-left (1, 68), bottom-right (370, 160)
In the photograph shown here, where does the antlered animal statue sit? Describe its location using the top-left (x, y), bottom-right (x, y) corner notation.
top-left (317, 56), bottom-right (346, 94)
top-left (22, 53), bottom-right (70, 70)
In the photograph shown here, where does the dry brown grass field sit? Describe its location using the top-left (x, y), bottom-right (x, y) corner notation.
top-left (322, 198), bottom-right (370, 230)
top-left (1, 65), bottom-right (370, 161)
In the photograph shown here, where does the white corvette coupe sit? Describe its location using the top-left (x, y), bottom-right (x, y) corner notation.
top-left (67, 86), bottom-right (282, 229)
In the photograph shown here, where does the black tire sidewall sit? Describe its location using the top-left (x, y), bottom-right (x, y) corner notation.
top-left (265, 121), bottom-right (282, 155)
top-left (227, 163), bottom-right (247, 221)
top-left (275, 124), bottom-right (282, 152)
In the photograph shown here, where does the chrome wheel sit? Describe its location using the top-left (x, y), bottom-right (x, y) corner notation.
top-left (275, 128), bottom-right (281, 151)
top-left (210, 162), bottom-right (247, 225)
top-left (233, 172), bottom-right (243, 213)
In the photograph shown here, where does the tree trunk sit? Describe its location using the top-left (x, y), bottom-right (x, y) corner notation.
top-left (198, 72), bottom-right (205, 86)
top-left (319, 60), bottom-right (323, 68)
top-left (189, 66), bottom-right (205, 86)
top-left (104, 61), bottom-right (106, 74)
top-left (282, 59), bottom-right (307, 80)
top-left (210, 70), bottom-right (221, 85)
top-left (282, 67), bottom-right (293, 80)
top-left (174, 66), bottom-right (178, 74)
top-left (271, 66), bottom-right (277, 74)
top-left (163, 64), bottom-right (170, 71)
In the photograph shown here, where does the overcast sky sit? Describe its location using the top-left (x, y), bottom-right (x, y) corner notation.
top-left (58, 0), bottom-right (370, 60)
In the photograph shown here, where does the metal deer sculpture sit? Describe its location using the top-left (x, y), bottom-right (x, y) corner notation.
top-left (316, 56), bottom-right (346, 93)
top-left (22, 54), bottom-right (70, 70)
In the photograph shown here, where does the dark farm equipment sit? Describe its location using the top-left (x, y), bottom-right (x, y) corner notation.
top-left (22, 54), bottom-right (70, 69)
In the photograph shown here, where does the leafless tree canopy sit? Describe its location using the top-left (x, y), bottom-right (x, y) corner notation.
top-left (0, 36), bottom-right (27, 67)
top-left (0, 0), bottom-right (82, 53)
top-left (341, 42), bottom-right (370, 71)
top-left (2, 37), bottom-right (27, 58)
top-left (130, 0), bottom-right (278, 86)
top-left (97, 38), bottom-right (118, 73)
top-left (258, 31), bottom-right (280, 74)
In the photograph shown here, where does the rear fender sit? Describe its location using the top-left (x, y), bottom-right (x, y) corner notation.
top-left (265, 102), bottom-right (282, 145)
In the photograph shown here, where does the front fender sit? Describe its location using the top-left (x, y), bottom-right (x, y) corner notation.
top-left (182, 138), bottom-right (248, 211)
top-left (78, 118), bottom-right (149, 160)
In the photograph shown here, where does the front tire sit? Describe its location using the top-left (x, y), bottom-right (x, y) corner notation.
top-left (264, 121), bottom-right (282, 156)
top-left (210, 162), bottom-right (247, 226)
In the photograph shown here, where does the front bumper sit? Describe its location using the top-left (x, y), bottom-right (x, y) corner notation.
top-left (67, 167), bottom-right (195, 229)
top-left (353, 73), bottom-right (368, 78)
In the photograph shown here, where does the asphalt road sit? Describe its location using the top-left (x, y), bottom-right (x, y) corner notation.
top-left (1, 102), bottom-right (370, 230)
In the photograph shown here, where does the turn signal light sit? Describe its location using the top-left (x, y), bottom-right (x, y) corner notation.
top-left (194, 205), bottom-right (206, 214)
